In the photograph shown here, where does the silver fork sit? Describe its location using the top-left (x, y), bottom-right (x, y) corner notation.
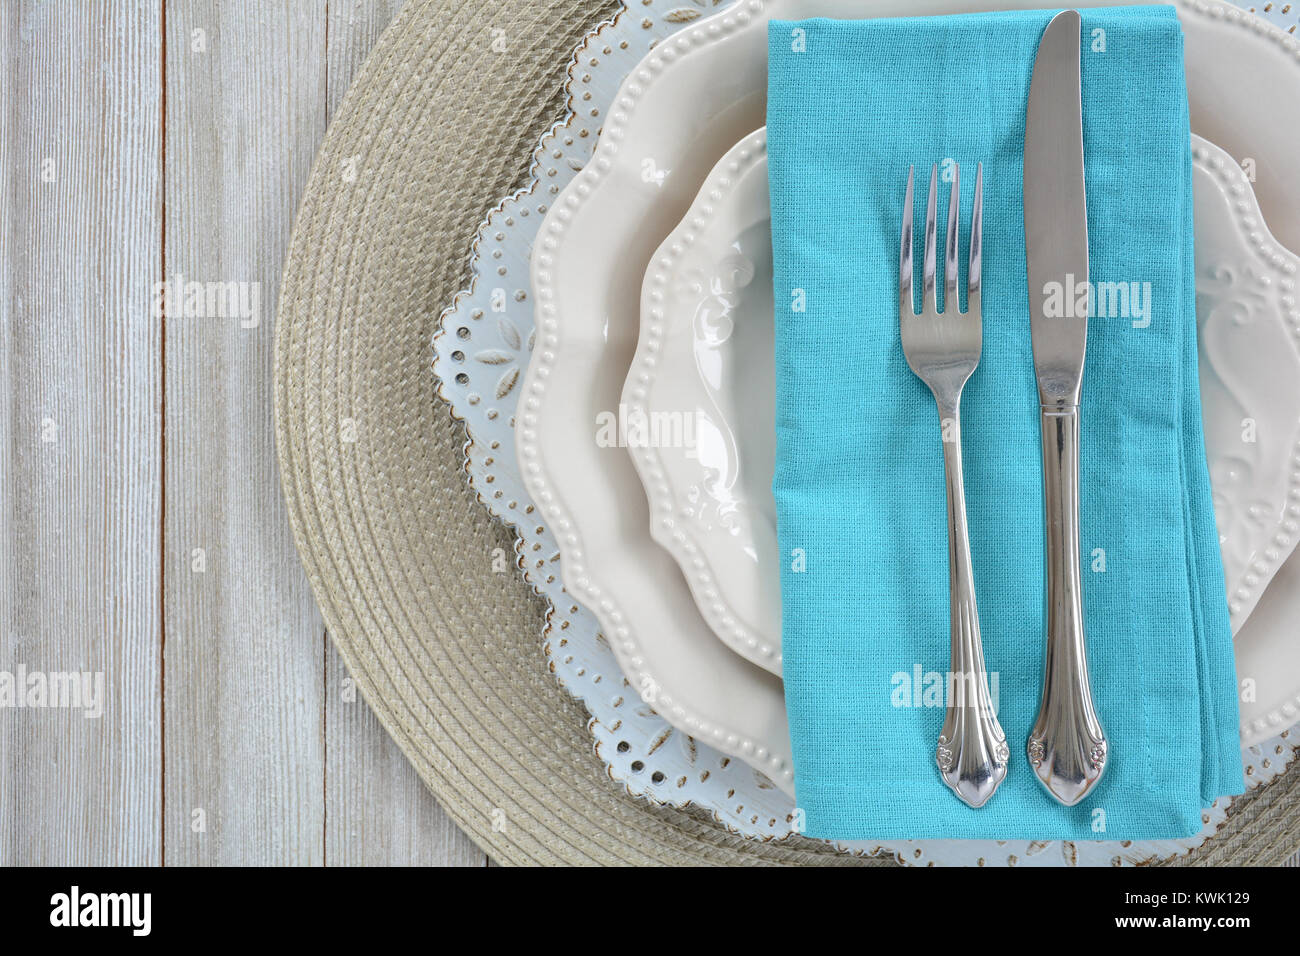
top-left (899, 163), bottom-right (1008, 808)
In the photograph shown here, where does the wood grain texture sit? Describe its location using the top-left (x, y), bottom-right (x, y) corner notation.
top-left (160, 0), bottom-right (329, 865)
top-left (0, 0), bottom-right (163, 865)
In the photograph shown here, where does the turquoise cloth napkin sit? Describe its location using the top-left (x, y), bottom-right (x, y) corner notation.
top-left (767, 5), bottom-right (1243, 840)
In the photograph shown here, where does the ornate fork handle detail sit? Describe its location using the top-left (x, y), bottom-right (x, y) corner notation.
top-left (933, 402), bottom-right (1009, 807)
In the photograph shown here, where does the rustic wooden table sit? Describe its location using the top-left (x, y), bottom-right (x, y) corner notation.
top-left (3, 0), bottom-right (1298, 868)
top-left (0, 0), bottom-right (486, 865)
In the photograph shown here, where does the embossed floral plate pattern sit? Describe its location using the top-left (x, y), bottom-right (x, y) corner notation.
top-left (625, 129), bottom-right (783, 676)
top-left (624, 129), bottom-right (782, 675)
top-left (1193, 137), bottom-right (1300, 742)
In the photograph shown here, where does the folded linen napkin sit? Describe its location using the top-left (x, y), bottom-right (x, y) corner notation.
top-left (767, 5), bottom-right (1243, 840)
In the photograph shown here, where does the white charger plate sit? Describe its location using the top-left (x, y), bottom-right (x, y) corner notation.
top-left (437, 3), bottom-right (805, 840)
top-left (438, 0), bottom-right (1300, 861)
top-left (624, 128), bottom-right (1300, 751)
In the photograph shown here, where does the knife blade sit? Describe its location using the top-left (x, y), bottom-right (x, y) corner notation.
top-left (1025, 8), bottom-right (1090, 409)
top-left (1023, 9), bottom-right (1109, 807)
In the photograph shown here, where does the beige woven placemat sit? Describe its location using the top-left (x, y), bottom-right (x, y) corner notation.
top-left (273, 0), bottom-right (1300, 865)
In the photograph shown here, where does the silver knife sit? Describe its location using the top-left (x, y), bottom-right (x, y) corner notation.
top-left (1023, 9), bottom-right (1108, 806)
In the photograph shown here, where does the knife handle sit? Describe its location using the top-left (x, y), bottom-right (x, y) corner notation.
top-left (1028, 403), bottom-right (1107, 806)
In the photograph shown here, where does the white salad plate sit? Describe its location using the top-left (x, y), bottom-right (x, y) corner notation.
top-left (624, 128), bottom-right (1300, 750)
top-left (520, 0), bottom-right (1300, 799)
top-left (626, 130), bottom-right (783, 677)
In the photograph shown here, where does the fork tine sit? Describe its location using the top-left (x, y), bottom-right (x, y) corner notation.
top-left (969, 162), bottom-right (983, 296)
top-left (900, 165), bottom-right (914, 315)
top-left (923, 164), bottom-right (938, 313)
top-left (945, 163), bottom-right (960, 314)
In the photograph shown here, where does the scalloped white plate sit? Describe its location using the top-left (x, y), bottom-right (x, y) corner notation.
top-left (520, 0), bottom-right (1300, 799)
top-left (626, 129), bottom-right (782, 676)
top-left (623, 129), bottom-right (1300, 750)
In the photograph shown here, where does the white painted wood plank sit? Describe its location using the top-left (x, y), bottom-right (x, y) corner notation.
top-left (161, 0), bottom-right (329, 865)
top-left (0, 0), bottom-right (163, 866)
top-left (320, 0), bottom-right (485, 867)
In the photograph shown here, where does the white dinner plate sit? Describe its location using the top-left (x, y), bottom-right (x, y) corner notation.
top-left (521, 0), bottom-right (1300, 797)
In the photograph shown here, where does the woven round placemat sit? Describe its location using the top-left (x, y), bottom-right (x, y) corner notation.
top-left (273, 0), bottom-right (1300, 865)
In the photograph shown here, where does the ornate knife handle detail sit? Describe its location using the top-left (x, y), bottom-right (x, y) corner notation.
top-left (934, 405), bottom-right (1009, 809)
top-left (1028, 404), bottom-right (1107, 805)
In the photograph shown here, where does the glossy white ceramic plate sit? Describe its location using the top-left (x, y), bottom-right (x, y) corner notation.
top-left (521, 0), bottom-right (1300, 800)
top-left (624, 129), bottom-right (1300, 749)
top-left (624, 129), bottom-right (783, 676)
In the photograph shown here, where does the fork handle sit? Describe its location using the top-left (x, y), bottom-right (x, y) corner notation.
top-left (1028, 404), bottom-right (1107, 805)
top-left (934, 402), bottom-right (1008, 808)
